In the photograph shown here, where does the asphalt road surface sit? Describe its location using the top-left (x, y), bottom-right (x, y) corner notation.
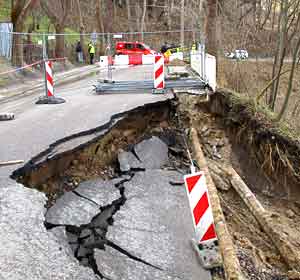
top-left (0, 65), bottom-right (211, 280)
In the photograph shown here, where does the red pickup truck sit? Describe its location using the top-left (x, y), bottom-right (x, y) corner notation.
top-left (115, 41), bottom-right (156, 55)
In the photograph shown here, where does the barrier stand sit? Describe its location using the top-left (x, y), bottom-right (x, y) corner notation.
top-left (152, 55), bottom-right (165, 94)
top-left (0, 113), bottom-right (14, 121)
top-left (36, 34), bottom-right (65, 105)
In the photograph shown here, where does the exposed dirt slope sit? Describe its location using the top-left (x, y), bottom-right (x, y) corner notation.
top-left (177, 90), bottom-right (300, 280)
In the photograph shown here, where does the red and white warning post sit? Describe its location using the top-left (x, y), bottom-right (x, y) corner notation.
top-left (184, 171), bottom-right (222, 269)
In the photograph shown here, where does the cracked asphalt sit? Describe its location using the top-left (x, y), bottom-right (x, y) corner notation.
top-left (0, 65), bottom-right (211, 280)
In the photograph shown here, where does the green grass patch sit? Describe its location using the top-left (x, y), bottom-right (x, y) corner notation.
top-left (0, 0), bottom-right (11, 22)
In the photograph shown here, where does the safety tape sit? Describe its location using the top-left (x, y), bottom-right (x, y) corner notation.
top-left (0, 57), bottom-right (66, 76)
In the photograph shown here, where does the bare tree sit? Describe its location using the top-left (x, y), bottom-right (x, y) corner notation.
top-left (166, 0), bottom-right (174, 30)
top-left (11, 0), bottom-right (37, 66)
top-left (180, 0), bottom-right (185, 47)
top-left (141, 0), bottom-right (147, 40)
top-left (205, 0), bottom-right (218, 56)
top-left (126, 0), bottom-right (134, 37)
top-left (268, 0), bottom-right (300, 111)
top-left (75, 0), bottom-right (85, 50)
top-left (40, 0), bottom-right (71, 57)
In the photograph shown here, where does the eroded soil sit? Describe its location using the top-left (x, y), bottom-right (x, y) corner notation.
top-left (177, 93), bottom-right (300, 280)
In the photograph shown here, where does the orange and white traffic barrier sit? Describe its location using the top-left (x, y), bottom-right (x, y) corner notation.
top-left (45, 61), bottom-right (54, 97)
top-left (184, 171), bottom-right (217, 243)
top-left (154, 55), bottom-right (164, 90)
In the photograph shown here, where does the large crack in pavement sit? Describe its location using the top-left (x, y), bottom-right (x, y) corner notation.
top-left (45, 164), bottom-right (179, 279)
top-left (7, 99), bottom-right (212, 280)
top-left (43, 136), bottom-right (211, 280)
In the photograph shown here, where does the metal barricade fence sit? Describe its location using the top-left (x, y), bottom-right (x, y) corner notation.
top-left (0, 29), bottom-right (207, 86)
top-left (0, 29), bottom-right (203, 65)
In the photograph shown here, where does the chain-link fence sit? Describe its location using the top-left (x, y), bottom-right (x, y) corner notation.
top-left (0, 29), bottom-right (203, 66)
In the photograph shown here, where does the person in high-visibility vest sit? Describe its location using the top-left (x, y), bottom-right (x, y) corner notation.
top-left (192, 43), bottom-right (196, 51)
top-left (88, 42), bottom-right (95, 64)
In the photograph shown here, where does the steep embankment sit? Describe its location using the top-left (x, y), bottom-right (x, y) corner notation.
top-left (177, 89), bottom-right (300, 280)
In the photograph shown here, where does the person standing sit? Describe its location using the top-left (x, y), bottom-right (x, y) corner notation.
top-left (75, 41), bottom-right (83, 63)
top-left (88, 42), bottom-right (95, 64)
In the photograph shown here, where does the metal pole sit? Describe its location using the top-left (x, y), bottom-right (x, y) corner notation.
top-left (43, 33), bottom-right (48, 98)
top-left (203, 41), bottom-right (207, 82)
top-left (107, 33), bottom-right (112, 81)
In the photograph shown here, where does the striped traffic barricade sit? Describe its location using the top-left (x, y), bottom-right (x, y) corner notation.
top-left (152, 55), bottom-right (165, 94)
top-left (184, 171), bottom-right (222, 269)
top-left (36, 60), bottom-right (66, 104)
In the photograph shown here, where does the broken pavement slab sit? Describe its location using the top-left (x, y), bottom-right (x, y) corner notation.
top-left (118, 150), bottom-right (144, 172)
top-left (0, 178), bottom-right (98, 280)
top-left (49, 226), bottom-right (74, 258)
top-left (46, 191), bottom-right (101, 226)
top-left (134, 136), bottom-right (169, 169)
top-left (46, 179), bottom-right (121, 226)
top-left (74, 178), bottom-right (120, 206)
top-left (95, 246), bottom-right (181, 280)
top-left (107, 170), bottom-right (211, 280)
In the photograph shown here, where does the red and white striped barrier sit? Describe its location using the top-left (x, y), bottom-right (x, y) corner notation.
top-left (45, 61), bottom-right (54, 97)
top-left (154, 55), bottom-right (164, 90)
top-left (36, 59), bottom-right (66, 104)
top-left (184, 172), bottom-right (217, 244)
top-left (99, 54), bottom-right (168, 68)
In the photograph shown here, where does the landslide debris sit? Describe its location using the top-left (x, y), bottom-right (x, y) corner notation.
top-left (44, 135), bottom-right (211, 280)
top-left (176, 90), bottom-right (300, 279)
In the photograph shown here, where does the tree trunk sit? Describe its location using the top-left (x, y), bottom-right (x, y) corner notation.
top-left (11, 22), bottom-right (24, 66)
top-left (96, 0), bottom-right (104, 33)
top-left (180, 0), bottom-right (185, 47)
top-left (105, 0), bottom-right (114, 33)
top-left (206, 0), bottom-right (218, 57)
top-left (75, 0), bottom-right (85, 59)
top-left (276, 34), bottom-right (300, 121)
top-left (126, 0), bottom-right (134, 39)
top-left (141, 0), bottom-right (147, 41)
top-left (55, 24), bottom-right (65, 58)
top-left (269, 1), bottom-right (288, 110)
top-left (135, 3), bottom-right (141, 35)
top-left (167, 0), bottom-right (174, 30)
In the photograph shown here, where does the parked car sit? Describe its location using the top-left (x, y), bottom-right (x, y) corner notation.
top-left (115, 41), bottom-right (156, 55)
top-left (225, 49), bottom-right (249, 60)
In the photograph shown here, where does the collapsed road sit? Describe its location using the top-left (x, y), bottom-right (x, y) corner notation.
top-left (0, 65), bottom-right (214, 280)
top-left (2, 62), bottom-right (299, 279)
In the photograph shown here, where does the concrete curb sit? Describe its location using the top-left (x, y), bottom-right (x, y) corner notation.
top-left (0, 68), bottom-right (99, 105)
